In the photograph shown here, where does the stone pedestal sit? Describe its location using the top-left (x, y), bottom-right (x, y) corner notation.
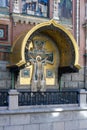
top-left (79, 89), bottom-right (87, 107)
top-left (8, 90), bottom-right (19, 110)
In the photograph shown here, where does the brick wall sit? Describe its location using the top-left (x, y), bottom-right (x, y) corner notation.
top-left (13, 23), bottom-right (35, 42)
top-left (0, 61), bottom-right (11, 89)
top-left (61, 67), bottom-right (85, 89)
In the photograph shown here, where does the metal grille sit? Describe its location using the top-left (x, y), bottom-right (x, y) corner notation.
top-left (0, 90), bottom-right (8, 106)
top-left (18, 90), bottom-right (79, 106)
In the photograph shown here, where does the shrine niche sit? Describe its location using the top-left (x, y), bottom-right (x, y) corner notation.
top-left (8, 20), bottom-right (81, 91)
top-left (24, 35), bottom-right (59, 91)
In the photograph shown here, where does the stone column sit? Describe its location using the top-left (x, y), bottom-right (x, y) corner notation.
top-left (53, 0), bottom-right (59, 20)
top-left (8, 89), bottom-right (19, 110)
top-left (76, 0), bottom-right (80, 45)
top-left (13, 0), bottom-right (21, 13)
top-left (79, 89), bottom-right (87, 107)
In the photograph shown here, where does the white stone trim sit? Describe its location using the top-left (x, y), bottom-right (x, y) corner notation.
top-left (8, 89), bottom-right (19, 110)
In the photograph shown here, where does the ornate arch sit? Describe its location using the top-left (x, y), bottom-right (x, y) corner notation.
top-left (8, 19), bottom-right (81, 73)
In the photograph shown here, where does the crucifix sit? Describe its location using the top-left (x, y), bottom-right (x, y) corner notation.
top-left (27, 39), bottom-right (54, 91)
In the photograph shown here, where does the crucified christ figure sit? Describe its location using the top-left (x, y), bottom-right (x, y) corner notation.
top-left (27, 40), bottom-right (53, 91)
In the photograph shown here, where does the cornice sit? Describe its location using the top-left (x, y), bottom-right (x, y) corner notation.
top-left (12, 13), bottom-right (73, 31)
top-left (12, 13), bottom-right (50, 25)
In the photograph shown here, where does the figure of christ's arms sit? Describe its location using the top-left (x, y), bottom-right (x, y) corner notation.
top-left (45, 52), bottom-right (54, 64)
top-left (28, 52), bottom-right (36, 63)
top-left (41, 55), bottom-right (49, 63)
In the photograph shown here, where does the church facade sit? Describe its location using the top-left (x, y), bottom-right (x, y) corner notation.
top-left (0, 0), bottom-right (86, 90)
top-left (1, 1), bottom-right (87, 130)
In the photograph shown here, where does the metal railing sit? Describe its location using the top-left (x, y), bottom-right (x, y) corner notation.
top-left (0, 89), bottom-right (79, 107)
top-left (18, 90), bottom-right (79, 106)
top-left (0, 90), bottom-right (8, 106)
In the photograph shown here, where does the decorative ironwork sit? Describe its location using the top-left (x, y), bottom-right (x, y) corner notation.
top-left (18, 90), bottom-right (79, 106)
top-left (0, 90), bottom-right (8, 106)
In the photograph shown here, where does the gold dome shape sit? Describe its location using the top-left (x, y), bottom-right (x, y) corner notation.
top-left (8, 19), bottom-right (81, 73)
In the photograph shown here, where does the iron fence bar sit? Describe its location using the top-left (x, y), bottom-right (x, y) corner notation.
top-left (0, 89), bottom-right (9, 106)
top-left (18, 90), bottom-right (79, 106)
top-left (0, 89), bottom-right (79, 107)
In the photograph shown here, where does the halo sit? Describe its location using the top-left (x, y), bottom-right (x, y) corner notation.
top-left (36, 55), bottom-right (41, 61)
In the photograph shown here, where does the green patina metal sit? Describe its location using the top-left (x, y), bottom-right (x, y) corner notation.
top-left (11, 71), bottom-right (15, 89)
